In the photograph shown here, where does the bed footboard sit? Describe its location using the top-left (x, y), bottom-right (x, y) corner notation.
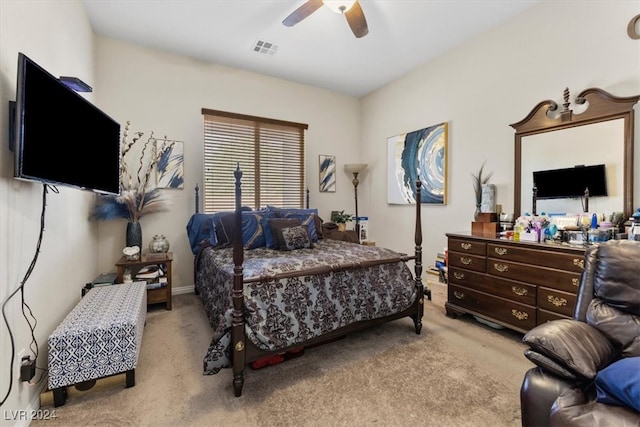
top-left (227, 164), bottom-right (424, 397)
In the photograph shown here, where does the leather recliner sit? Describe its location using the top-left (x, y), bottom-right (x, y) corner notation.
top-left (520, 239), bottom-right (640, 426)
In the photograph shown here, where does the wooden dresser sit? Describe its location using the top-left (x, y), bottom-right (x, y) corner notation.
top-left (445, 232), bottom-right (586, 333)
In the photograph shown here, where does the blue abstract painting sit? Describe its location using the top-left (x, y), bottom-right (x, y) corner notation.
top-left (319, 155), bottom-right (336, 192)
top-left (387, 122), bottom-right (448, 204)
top-left (156, 140), bottom-right (184, 189)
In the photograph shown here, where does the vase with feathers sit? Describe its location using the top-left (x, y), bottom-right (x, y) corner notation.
top-left (471, 161), bottom-right (493, 221)
top-left (90, 121), bottom-right (174, 249)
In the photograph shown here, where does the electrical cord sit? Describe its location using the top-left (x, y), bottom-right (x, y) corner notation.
top-left (0, 184), bottom-right (51, 406)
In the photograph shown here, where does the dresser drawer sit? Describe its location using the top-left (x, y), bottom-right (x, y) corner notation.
top-left (537, 287), bottom-right (576, 317)
top-left (487, 243), bottom-right (585, 273)
top-left (487, 259), bottom-right (581, 293)
top-left (448, 238), bottom-right (486, 256)
top-left (448, 284), bottom-right (536, 331)
top-left (449, 252), bottom-right (486, 273)
top-left (537, 308), bottom-right (571, 324)
top-left (448, 267), bottom-right (536, 306)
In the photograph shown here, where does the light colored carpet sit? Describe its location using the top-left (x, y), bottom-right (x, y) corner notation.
top-left (34, 292), bottom-right (531, 427)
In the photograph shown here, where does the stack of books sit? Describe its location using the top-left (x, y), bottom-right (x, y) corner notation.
top-left (92, 272), bottom-right (118, 287)
top-left (429, 249), bottom-right (447, 284)
top-left (135, 265), bottom-right (168, 290)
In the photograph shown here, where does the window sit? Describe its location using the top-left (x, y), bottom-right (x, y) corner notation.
top-left (201, 109), bottom-right (308, 212)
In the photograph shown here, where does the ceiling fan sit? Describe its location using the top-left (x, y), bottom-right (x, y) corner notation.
top-left (283, 0), bottom-right (369, 38)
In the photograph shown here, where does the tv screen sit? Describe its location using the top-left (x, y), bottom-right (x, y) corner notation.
top-left (13, 53), bottom-right (121, 195)
top-left (533, 164), bottom-right (608, 199)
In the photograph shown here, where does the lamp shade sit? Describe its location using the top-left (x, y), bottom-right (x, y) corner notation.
top-left (344, 163), bottom-right (368, 174)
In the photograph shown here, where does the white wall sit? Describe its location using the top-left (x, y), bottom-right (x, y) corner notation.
top-left (93, 38), bottom-right (362, 288)
top-left (1, 0), bottom-right (638, 421)
top-left (0, 0), bottom-right (99, 422)
top-left (360, 1), bottom-right (640, 265)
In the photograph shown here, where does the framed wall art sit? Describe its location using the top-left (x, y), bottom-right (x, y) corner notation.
top-left (155, 139), bottom-right (184, 189)
top-left (319, 154), bottom-right (336, 192)
top-left (387, 122), bottom-right (448, 205)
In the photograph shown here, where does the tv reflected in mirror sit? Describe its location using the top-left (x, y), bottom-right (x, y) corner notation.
top-left (533, 164), bottom-right (607, 200)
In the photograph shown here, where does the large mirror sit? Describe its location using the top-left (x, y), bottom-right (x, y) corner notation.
top-left (511, 88), bottom-right (639, 220)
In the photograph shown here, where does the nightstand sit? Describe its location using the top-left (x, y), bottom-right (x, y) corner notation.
top-left (115, 252), bottom-right (172, 310)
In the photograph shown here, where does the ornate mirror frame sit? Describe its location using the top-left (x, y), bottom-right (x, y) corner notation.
top-left (510, 87), bottom-right (639, 219)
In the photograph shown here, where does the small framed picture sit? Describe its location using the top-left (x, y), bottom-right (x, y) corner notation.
top-left (155, 140), bottom-right (184, 189)
top-left (319, 155), bottom-right (336, 192)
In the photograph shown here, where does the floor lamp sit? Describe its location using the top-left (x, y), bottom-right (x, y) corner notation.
top-left (344, 163), bottom-right (368, 242)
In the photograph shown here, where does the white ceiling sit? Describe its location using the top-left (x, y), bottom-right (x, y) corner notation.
top-left (83, 0), bottom-right (541, 98)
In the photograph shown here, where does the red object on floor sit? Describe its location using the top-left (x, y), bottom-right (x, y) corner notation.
top-left (250, 347), bottom-right (305, 370)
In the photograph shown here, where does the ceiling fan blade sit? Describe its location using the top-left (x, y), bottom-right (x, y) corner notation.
top-left (283, 0), bottom-right (324, 27)
top-left (345, 1), bottom-right (368, 38)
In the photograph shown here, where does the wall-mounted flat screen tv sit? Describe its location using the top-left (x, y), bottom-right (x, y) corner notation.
top-left (13, 52), bottom-right (121, 195)
top-left (533, 164), bottom-right (608, 200)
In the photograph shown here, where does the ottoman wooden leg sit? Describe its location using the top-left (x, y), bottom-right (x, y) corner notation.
top-left (125, 369), bottom-right (135, 388)
top-left (52, 387), bottom-right (67, 407)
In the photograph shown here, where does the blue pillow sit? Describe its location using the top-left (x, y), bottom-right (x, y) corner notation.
top-left (216, 211), bottom-right (275, 249)
top-left (186, 213), bottom-right (220, 254)
top-left (261, 217), bottom-right (276, 249)
top-left (595, 357), bottom-right (640, 412)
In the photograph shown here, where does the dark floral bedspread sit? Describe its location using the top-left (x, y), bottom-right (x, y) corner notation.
top-left (195, 239), bottom-right (417, 374)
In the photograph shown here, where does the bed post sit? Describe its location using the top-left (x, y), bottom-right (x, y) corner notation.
top-left (231, 164), bottom-right (246, 397)
top-left (413, 179), bottom-right (424, 334)
top-left (194, 183), bottom-right (200, 214)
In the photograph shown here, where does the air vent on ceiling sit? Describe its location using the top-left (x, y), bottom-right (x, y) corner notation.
top-left (253, 40), bottom-right (278, 56)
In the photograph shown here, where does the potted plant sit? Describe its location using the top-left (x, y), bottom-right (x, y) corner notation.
top-left (471, 161), bottom-right (493, 220)
top-left (90, 121), bottom-right (173, 250)
top-left (331, 210), bottom-right (353, 231)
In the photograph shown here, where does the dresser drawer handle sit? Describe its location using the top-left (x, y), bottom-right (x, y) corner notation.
top-left (453, 291), bottom-right (465, 300)
top-left (511, 309), bottom-right (529, 321)
top-left (494, 247), bottom-right (508, 256)
top-left (572, 278), bottom-right (579, 287)
top-left (460, 257), bottom-right (472, 265)
top-left (548, 296), bottom-right (568, 307)
top-left (511, 286), bottom-right (528, 296)
top-left (453, 272), bottom-right (465, 280)
top-left (493, 263), bottom-right (509, 273)
top-left (460, 243), bottom-right (472, 250)
top-left (573, 258), bottom-right (584, 269)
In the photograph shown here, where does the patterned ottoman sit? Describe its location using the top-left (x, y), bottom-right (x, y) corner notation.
top-left (47, 282), bottom-right (146, 406)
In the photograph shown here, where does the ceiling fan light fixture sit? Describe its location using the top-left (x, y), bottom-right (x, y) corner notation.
top-left (323, 0), bottom-right (356, 14)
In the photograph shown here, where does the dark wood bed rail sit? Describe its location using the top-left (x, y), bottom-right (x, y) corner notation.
top-left (226, 164), bottom-right (424, 397)
top-left (243, 254), bottom-right (417, 284)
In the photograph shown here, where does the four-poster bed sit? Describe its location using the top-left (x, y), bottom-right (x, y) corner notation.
top-left (188, 166), bottom-right (426, 397)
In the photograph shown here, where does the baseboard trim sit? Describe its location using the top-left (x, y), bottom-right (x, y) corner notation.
top-left (10, 378), bottom-right (48, 427)
top-left (172, 285), bottom-right (194, 295)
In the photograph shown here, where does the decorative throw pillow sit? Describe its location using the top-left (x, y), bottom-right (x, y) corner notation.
top-left (595, 357), bottom-right (640, 411)
top-left (281, 225), bottom-right (314, 250)
top-left (282, 212), bottom-right (319, 242)
top-left (264, 206), bottom-right (323, 240)
top-left (267, 218), bottom-right (303, 250)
